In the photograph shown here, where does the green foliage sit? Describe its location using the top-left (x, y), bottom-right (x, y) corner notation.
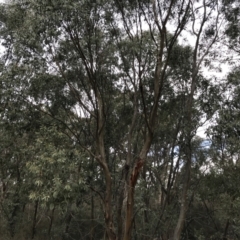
top-left (0, 0), bottom-right (239, 239)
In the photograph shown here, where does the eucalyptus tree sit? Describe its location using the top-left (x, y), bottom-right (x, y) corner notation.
top-left (191, 67), bottom-right (240, 239)
top-left (0, 0), bottom-right (224, 239)
top-left (0, 57), bottom-right (38, 237)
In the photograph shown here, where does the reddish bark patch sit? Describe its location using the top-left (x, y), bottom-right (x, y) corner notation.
top-left (130, 158), bottom-right (144, 187)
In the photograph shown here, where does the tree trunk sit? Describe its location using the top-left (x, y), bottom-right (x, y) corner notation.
top-left (223, 219), bottom-right (230, 240)
top-left (31, 200), bottom-right (39, 240)
top-left (172, 155), bottom-right (191, 240)
top-left (90, 195), bottom-right (94, 240)
top-left (63, 205), bottom-right (73, 240)
top-left (123, 158), bottom-right (144, 240)
top-left (96, 92), bottom-right (116, 240)
top-left (48, 206), bottom-right (55, 237)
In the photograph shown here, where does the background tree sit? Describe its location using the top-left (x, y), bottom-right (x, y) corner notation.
top-left (0, 0), bottom-right (235, 240)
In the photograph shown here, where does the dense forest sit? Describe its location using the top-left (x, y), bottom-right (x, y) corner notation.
top-left (0, 0), bottom-right (240, 239)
